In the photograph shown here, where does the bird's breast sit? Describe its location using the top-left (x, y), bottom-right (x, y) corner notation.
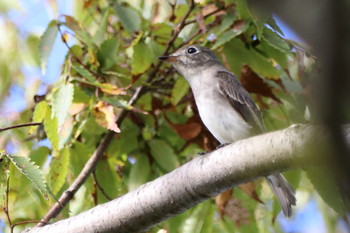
top-left (193, 88), bottom-right (252, 144)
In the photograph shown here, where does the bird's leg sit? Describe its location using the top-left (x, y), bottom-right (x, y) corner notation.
top-left (216, 143), bottom-right (229, 149)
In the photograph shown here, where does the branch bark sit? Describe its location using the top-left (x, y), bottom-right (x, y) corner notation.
top-left (25, 124), bottom-right (341, 233)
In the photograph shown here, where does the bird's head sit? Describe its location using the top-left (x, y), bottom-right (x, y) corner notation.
top-left (158, 45), bottom-right (221, 78)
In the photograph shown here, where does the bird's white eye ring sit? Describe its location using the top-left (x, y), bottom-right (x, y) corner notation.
top-left (187, 47), bottom-right (197, 54)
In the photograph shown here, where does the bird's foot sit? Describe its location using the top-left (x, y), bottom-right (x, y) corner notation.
top-left (216, 143), bottom-right (229, 149)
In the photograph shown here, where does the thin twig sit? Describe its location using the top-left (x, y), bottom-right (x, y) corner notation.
top-left (183, 5), bottom-right (229, 26)
top-left (0, 122), bottom-right (41, 133)
top-left (57, 24), bottom-right (100, 78)
top-left (3, 176), bottom-right (12, 233)
top-left (38, 1), bottom-right (197, 226)
top-left (11, 220), bottom-right (46, 232)
top-left (93, 171), bottom-right (113, 201)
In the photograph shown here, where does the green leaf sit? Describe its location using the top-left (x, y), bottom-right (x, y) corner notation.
top-left (29, 146), bottom-right (50, 168)
top-left (128, 154), bottom-right (150, 191)
top-left (306, 167), bottom-right (347, 216)
top-left (39, 20), bottom-right (58, 75)
top-left (7, 154), bottom-right (52, 199)
top-left (223, 38), bottom-right (280, 78)
top-left (212, 21), bottom-right (250, 49)
top-left (48, 148), bottom-right (70, 195)
top-left (62, 15), bottom-right (94, 49)
top-left (93, 9), bottom-right (110, 46)
top-left (257, 39), bottom-right (289, 69)
top-left (267, 16), bottom-right (284, 36)
top-left (107, 119), bottom-right (139, 157)
top-left (26, 34), bottom-right (41, 66)
top-left (0, 153), bottom-right (10, 208)
top-left (52, 82), bottom-right (74, 128)
top-left (171, 77), bottom-right (190, 106)
top-left (262, 28), bottom-right (291, 53)
top-left (132, 41), bottom-right (154, 75)
top-left (44, 106), bottom-right (59, 151)
top-left (148, 139), bottom-right (179, 172)
top-left (95, 157), bottom-right (119, 202)
top-left (114, 3), bottom-right (141, 33)
top-left (215, 14), bottom-right (236, 35)
top-left (180, 201), bottom-right (212, 233)
top-left (72, 64), bottom-right (95, 82)
top-left (97, 38), bottom-right (119, 71)
top-left (30, 101), bottom-right (48, 134)
top-left (235, 0), bottom-right (252, 19)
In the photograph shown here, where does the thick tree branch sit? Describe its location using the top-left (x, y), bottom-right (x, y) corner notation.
top-left (25, 124), bottom-right (342, 233)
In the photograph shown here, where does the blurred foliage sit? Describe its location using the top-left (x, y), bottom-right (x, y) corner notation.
top-left (0, 0), bottom-right (347, 232)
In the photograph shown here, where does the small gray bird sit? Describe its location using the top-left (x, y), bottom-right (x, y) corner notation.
top-left (159, 45), bottom-right (296, 217)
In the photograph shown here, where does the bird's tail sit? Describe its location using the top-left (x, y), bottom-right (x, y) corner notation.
top-left (266, 173), bottom-right (296, 217)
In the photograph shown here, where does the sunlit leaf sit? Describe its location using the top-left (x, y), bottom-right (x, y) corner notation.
top-left (0, 153), bottom-right (10, 208)
top-left (212, 20), bottom-right (250, 49)
top-left (93, 101), bottom-right (121, 133)
top-left (44, 106), bottom-right (59, 151)
top-left (39, 20), bottom-right (58, 75)
top-left (7, 153), bottom-right (53, 200)
top-left (48, 148), bottom-right (70, 194)
top-left (132, 41), bottom-right (154, 75)
top-left (171, 77), bottom-right (190, 106)
top-left (30, 101), bottom-right (48, 134)
top-left (52, 82), bottom-right (74, 128)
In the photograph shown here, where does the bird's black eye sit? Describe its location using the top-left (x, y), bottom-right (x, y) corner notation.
top-left (187, 47), bottom-right (197, 54)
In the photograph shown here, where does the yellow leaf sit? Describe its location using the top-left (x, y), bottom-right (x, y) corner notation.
top-left (94, 101), bottom-right (121, 133)
top-left (100, 83), bottom-right (128, 96)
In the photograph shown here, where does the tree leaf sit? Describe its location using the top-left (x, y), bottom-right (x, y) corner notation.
top-left (72, 64), bottom-right (95, 82)
top-left (52, 82), bottom-right (74, 128)
top-left (44, 106), bottom-right (59, 151)
top-left (93, 9), bottom-right (110, 46)
top-left (48, 148), bottom-right (70, 195)
top-left (132, 41), bottom-right (154, 75)
top-left (39, 20), bottom-right (58, 75)
top-left (171, 77), bottom-right (190, 106)
top-left (223, 39), bottom-right (280, 78)
top-left (114, 3), bottom-right (141, 33)
top-left (0, 153), bottom-right (10, 208)
top-left (306, 167), bottom-right (347, 216)
top-left (93, 101), bottom-right (121, 133)
top-left (181, 201), bottom-right (212, 233)
top-left (262, 28), bottom-right (291, 53)
top-left (267, 16), bottom-right (284, 36)
top-left (62, 15), bottom-right (94, 48)
top-left (30, 101), bottom-right (48, 134)
top-left (97, 38), bottom-right (119, 71)
top-left (212, 20), bottom-right (250, 49)
top-left (7, 153), bottom-right (52, 199)
top-left (257, 39), bottom-right (289, 69)
top-left (128, 154), bottom-right (150, 191)
top-left (148, 139), bottom-right (179, 172)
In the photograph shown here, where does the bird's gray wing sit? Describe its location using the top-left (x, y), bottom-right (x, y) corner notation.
top-left (216, 70), bottom-right (265, 133)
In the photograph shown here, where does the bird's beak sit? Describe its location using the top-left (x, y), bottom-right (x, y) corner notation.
top-left (158, 55), bottom-right (178, 63)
